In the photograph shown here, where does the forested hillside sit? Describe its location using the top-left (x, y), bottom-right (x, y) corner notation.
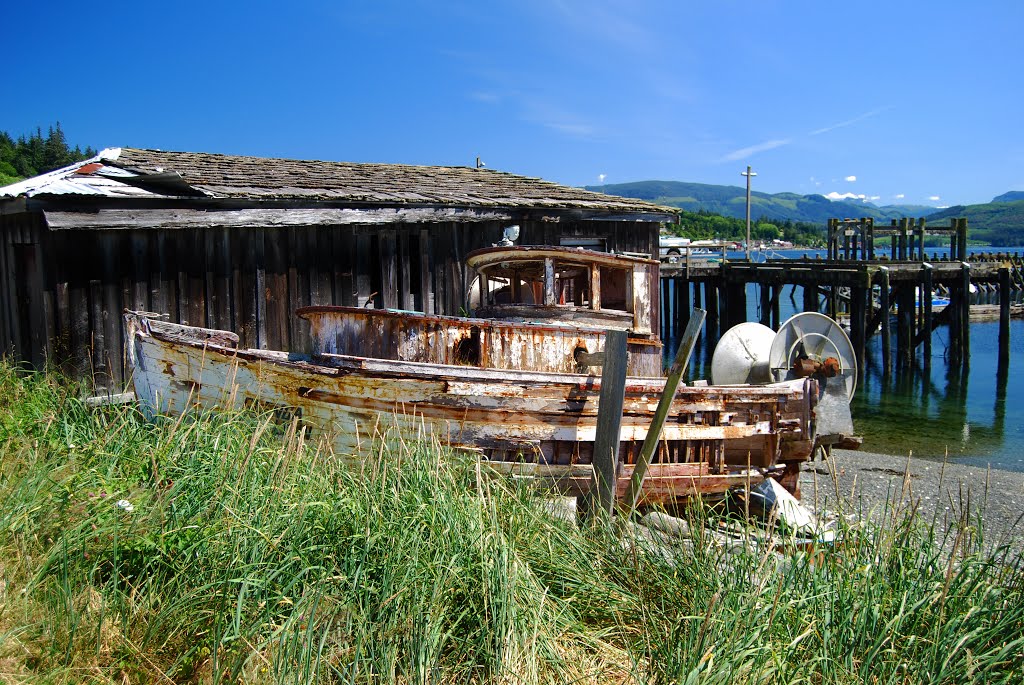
top-left (0, 124), bottom-right (96, 186)
top-left (586, 180), bottom-right (936, 225)
top-left (668, 210), bottom-right (826, 247)
top-left (927, 200), bottom-right (1024, 246)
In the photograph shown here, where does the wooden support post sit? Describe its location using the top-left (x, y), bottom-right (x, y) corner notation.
top-left (661, 278), bottom-right (670, 337)
top-left (770, 284), bottom-right (781, 329)
top-left (692, 281), bottom-right (701, 318)
top-left (704, 281), bottom-right (719, 339)
top-left (948, 268), bottom-right (962, 366)
top-left (581, 329), bottom-right (629, 521)
top-left (623, 309), bottom-right (706, 514)
top-left (802, 283), bottom-right (818, 313)
top-left (890, 219), bottom-right (898, 260)
top-left (961, 262), bottom-right (971, 370)
top-left (675, 276), bottom-right (689, 336)
top-left (957, 218), bottom-right (969, 262)
top-left (759, 283), bottom-right (771, 326)
top-left (897, 284), bottom-right (915, 369)
top-left (898, 218), bottom-right (909, 260)
top-left (878, 268), bottom-right (891, 377)
top-left (917, 219), bottom-right (926, 261)
top-left (999, 267), bottom-right (1011, 365)
top-left (922, 263), bottom-right (933, 371)
top-left (850, 285), bottom-right (867, 371)
top-left (724, 282), bottom-right (745, 336)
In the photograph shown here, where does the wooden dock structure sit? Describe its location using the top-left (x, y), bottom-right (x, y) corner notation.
top-left (660, 218), bottom-right (1022, 379)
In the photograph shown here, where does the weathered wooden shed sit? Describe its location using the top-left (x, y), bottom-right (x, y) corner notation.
top-left (0, 147), bottom-right (674, 389)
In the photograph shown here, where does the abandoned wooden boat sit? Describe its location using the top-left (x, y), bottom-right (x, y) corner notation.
top-left (124, 245), bottom-right (856, 506)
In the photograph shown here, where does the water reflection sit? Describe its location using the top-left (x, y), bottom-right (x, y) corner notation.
top-left (663, 255), bottom-right (1024, 470)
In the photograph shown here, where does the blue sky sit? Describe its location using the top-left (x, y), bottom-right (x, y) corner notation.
top-left (6, 0), bottom-right (1022, 207)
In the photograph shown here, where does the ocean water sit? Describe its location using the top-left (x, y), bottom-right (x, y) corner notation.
top-left (664, 247), bottom-right (1024, 471)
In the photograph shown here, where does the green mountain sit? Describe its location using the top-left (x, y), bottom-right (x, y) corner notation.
top-left (586, 180), bottom-right (1024, 246)
top-left (585, 180), bottom-right (936, 225)
top-left (926, 199), bottom-right (1024, 246)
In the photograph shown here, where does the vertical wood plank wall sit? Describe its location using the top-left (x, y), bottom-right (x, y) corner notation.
top-left (0, 215), bottom-right (658, 391)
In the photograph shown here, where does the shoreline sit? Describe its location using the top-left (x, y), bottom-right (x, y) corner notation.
top-left (800, 448), bottom-right (1024, 547)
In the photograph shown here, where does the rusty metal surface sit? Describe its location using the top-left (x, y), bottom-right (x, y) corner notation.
top-left (299, 306), bottom-right (663, 377)
top-left (128, 313), bottom-right (818, 504)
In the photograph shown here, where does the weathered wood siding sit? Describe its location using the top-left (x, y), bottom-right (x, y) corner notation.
top-left (0, 214), bottom-right (658, 390)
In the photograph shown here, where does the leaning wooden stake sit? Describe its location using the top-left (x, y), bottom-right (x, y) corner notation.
top-left (622, 308), bottom-right (706, 516)
top-left (580, 329), bottom-right (629, 521)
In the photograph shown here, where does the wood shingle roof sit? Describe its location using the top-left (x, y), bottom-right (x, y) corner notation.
top-left (109, 148), bottom-right (673, 215)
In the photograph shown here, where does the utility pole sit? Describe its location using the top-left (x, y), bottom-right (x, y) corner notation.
top-left (741, 165), bottom-right (757, 261)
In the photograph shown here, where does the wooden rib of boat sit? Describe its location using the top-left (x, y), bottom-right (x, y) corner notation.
top-left (124, 245), bottom-right (849, 506)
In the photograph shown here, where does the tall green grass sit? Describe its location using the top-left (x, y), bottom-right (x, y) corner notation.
top-left (1, 362), bottom-right (1022, 683)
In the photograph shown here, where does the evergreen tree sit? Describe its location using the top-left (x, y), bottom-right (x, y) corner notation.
top-left (0, 123), bottom-right (96, 185)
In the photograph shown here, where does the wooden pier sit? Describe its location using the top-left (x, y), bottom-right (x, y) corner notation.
top-left (660, 218), bottom-right (1022, 378)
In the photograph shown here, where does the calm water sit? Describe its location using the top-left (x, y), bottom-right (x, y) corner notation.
top-left (665, 247), bottom-right (1024, 471)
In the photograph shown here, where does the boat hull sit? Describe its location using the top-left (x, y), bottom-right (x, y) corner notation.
top-left (125, 314), bottom-right (818, 505)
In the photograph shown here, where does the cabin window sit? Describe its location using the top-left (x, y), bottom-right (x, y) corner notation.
top-left (553, 262), bottom-right (591, 306)
top-left (471, 262), bottom-right (545, 308)
top-left (559, 237), bottom-right (606, 251)
top-left (598, 266), bottom-right (630, 312)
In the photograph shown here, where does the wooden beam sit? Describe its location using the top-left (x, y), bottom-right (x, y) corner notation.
top-left (43, 207), bottom-right (516, 230)
top-left (623, 309), bottom-right (706, 515)
top-left (922, 263), bottom-right (933, 370)
top-left (961, 262), bottom-right (971, 369)
top-left (999, 266), bottom-right (1011, 365)
top-left (581, 329), bottom-right (629, 521)
top-left (878, 267), bottom-right (891, 377)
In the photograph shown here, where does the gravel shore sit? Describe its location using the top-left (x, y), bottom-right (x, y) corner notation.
top-left (800, 448), bottom-right (1024, 549)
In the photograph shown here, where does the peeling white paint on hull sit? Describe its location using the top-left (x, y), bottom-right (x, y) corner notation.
top-left (125, 314), bottom-right (818, 504)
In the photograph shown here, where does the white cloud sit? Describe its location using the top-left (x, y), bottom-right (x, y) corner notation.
top-left (929, 195), bottom-right (941, 201)
top-left (894, 193), bottom-right (905, 199)
top-left (598, 173), bottom-right (607, 183)
top-left (869, 195), bottom-right (880, 201)
top-left (809, 176), bottom-right (822, 187)
top-left (825, 191), bottom-right (869, 201)
top-left (720, 138), bottom-right (791, 163)
top-left (844, 175), bottom-right (857, 182)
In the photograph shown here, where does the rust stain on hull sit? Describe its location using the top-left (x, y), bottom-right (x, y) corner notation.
top-left (126, 312), bottom-right (820, 506)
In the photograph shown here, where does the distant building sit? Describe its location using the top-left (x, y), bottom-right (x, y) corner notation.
top-left (0, 147), bottom-right (674, 389)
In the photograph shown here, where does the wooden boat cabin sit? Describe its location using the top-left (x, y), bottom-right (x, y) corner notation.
top-left (299, 245), bottom-right (663, 377)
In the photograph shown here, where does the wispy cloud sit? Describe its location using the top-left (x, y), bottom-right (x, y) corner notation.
top-left (929, 195), bottom-right (941, 201)
top-left (809, 107), bottom-right (892, 136)
top-left (844, 175), bottom-right (857, 182)
top-left (720, 138), bottom-right (792, 162)
top-left (549, 0), bottom-right (654, 56)
top-left (894, 193), bottom-right (905, 199)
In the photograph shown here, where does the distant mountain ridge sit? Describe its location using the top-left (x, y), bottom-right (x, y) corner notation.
top-left (586, 180), bottom-right (1024, 245)
top-left (584, 180), bottom-right (937, 224)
